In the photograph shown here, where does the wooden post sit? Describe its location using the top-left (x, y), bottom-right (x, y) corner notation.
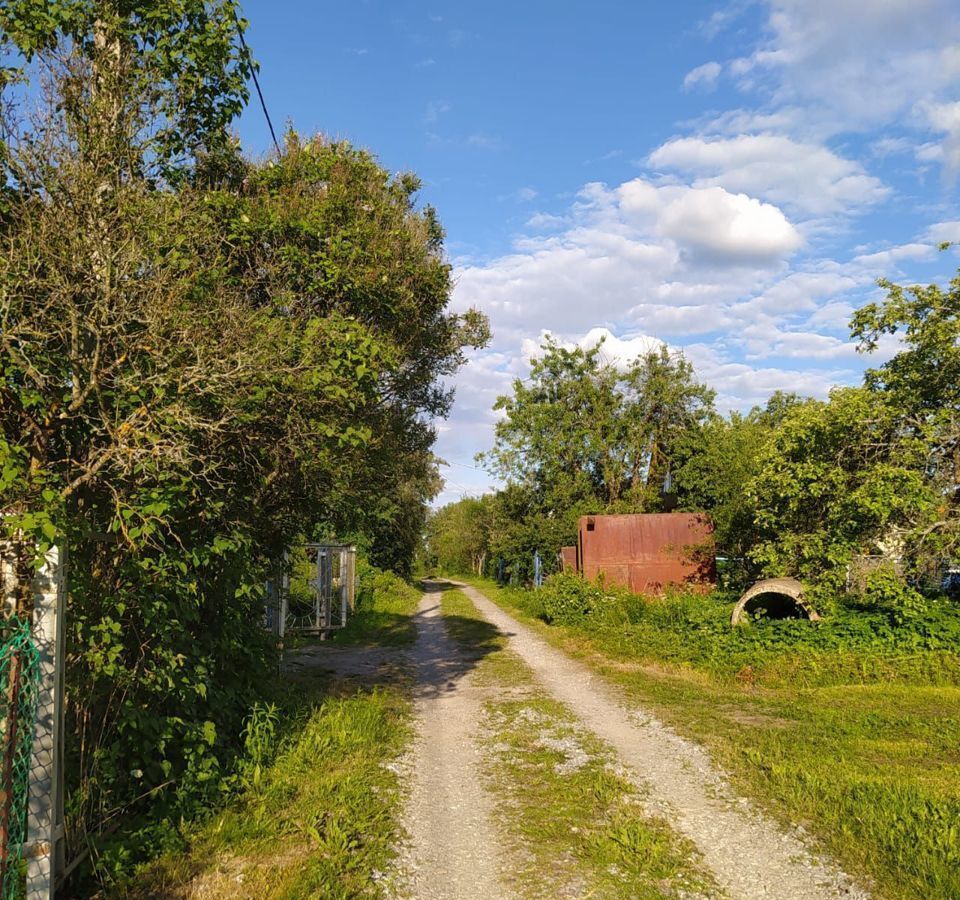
top-left (266, 557), bottom-right (287, 672)
top-left (26, 544), bottom-right (65, 900)
top-left (341, 546), bottom-right (357, 620)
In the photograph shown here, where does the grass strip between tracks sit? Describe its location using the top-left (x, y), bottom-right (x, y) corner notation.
top-left (440, 587), bottom-right (722, 899)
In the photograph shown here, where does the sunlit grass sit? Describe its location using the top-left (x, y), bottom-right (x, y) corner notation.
top-left (333, 568), bottom-right (422, 647)
top-left (124, 574), bottom-right (420, 899)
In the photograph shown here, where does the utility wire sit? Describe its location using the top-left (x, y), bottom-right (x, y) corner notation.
top-left (232, 10), bottom-right (282, 156)
top-left (441, 459), bottom-right (484, 471)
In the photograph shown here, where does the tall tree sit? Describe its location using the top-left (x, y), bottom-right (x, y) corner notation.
top-left (479, 339), bottom-right (616, 512)
top-left (618, 346), bottom-right (716, 505)
top-left (478, 338), bottom-right (715, 572)
top-left (0, 8), bottom-right (486, 879)
top-left (851, 266), bottom-right (960, 561)
top-left (480, 338), bottom-right (715, 513)
top-left (0, 0), bottom-right (251, 177)
top-left (427, 495), bottom-right (493, 575)
top-left (747, 388), bottom-right (935, 587)
top-left (674, 392), bottom-right (803, 561)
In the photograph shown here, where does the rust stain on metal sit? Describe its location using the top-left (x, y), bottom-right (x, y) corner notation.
top-left (560, 546), bottom-right (577, 573)
top-left (576, 513), bottom-right (715, 594)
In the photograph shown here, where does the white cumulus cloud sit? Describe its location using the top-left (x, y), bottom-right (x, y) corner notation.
top-left (435, 0), bottom-right (960, 499)
top-left (920, 101), bottom-right (960, 182)
top-left (654, 185), bottom-right (802, 261)
top-left (648, 134), bottom-right (888, 216)
top-left (683, 61), bottom-right (722, 91)
top-left (452, 177), bottom-right (800, 345)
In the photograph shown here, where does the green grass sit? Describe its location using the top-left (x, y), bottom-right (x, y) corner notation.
top-left (332, 567), bottom-right (421, 647)
top-left (461, 576), bottom-right (960, 900)
top-left (437, 585), bottom-right (508, 651)
top-left (517, 573), bottom-right (960, 687)
top-left (439, 589), bottom-right (721, 899)
top-left (121, 571), bottom-right (420, 899)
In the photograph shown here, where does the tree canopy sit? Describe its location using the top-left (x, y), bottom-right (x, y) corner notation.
top-left (480, 340), bottom-right (715, 513)
top-left (467, 338), bottom-right (715, 579)
top-left (435, 260), bottom-right (960, 596)
top-left (0, 8), bottom-right (486, 881)
top-left (0, 0), bottom-right (252, 177)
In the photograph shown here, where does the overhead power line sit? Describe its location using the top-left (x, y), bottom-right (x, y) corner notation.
top-left (232, 10), bottom-right (282, 156)
top-left (440, 459), bottom-right (484, 472)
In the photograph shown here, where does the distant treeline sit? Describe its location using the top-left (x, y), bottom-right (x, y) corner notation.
top-left (428, 272), bottom-right (960, 614)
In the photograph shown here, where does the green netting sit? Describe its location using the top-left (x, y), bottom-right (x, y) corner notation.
top-left (0, 618), bottom-right (41, 900)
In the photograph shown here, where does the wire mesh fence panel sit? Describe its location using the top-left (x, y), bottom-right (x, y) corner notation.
top-left (283, 544), bottom-right (357, 634)
top-left (0, 618), bottom-right (41, 900)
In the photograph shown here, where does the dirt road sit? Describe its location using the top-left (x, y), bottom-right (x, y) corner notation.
top-left (453, 581), bottom-right (867, 900)
top-left (398, 580), bottom-right (867, 899)
top-left (399, 586), bottom-right (506, 899)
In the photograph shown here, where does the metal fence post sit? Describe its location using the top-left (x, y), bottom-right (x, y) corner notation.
top-left (26, 543), bottom-right (65, 900)
top-left (320, 549), bottom-right (332, 631)
top-left (339, 547), bottom-right (348, 628)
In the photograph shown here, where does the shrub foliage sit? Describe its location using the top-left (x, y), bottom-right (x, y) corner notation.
top-left (0, 1), bottom-right (485, 882)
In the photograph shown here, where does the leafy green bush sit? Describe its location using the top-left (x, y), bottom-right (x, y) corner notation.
top-left (529, 575), bottom-right (960, 687)
top-left (537, 574), bottom-right (642, 626)
top-left (538, 575), bottom-right (603, 624)
top-left (863, 564), bottom-right (928, 623)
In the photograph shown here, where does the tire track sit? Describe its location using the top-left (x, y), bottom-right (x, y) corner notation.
top-left (398, 586), bottom-right (506, 899)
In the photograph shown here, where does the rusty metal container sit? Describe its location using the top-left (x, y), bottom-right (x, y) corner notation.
top-left (560, 546), bottom-right (577, 573)
top-left (577, 513), bottom-right (715, 594)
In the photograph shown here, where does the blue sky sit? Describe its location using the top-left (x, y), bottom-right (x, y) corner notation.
top-left (237, 0), bottom-right (960, 505)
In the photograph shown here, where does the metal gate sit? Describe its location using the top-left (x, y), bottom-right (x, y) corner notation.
top-left (283, 544), bottom-right (357, 635)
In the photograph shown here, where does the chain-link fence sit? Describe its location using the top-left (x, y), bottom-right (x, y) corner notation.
top-left (0, 618), bottom-right (41, 899)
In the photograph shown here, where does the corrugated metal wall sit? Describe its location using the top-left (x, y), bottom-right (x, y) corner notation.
top-left (577, 513), bottom-right (715, 594)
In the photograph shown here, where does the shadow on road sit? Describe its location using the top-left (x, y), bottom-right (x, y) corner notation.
top-left (409, 579), bottom-right (502, 699)
top-left (285, 580), bottom-right (503, 700)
